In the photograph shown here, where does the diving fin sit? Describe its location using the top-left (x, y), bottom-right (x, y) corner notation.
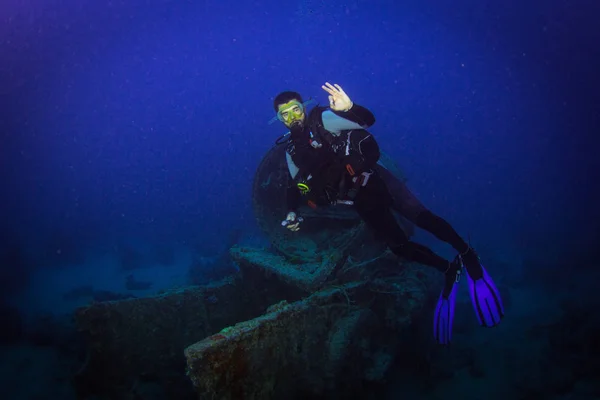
top-left (433, 262), bottom-right (461, 344)
top-left (461, 250), bottom-right (504, 327)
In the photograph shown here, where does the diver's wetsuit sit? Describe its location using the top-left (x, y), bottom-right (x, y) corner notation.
top-left (285, 104), bottom-right (470, 272)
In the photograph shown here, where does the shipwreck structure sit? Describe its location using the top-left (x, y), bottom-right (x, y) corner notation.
top-left (73, 144), bottom-right (436, 399)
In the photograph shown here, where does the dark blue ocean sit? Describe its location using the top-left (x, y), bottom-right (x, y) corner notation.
top-left (1, 0), bottom-right (598, 399)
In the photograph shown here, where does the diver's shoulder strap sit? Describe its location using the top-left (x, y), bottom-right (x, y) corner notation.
top-left (307, 106), bottom-right (334, 145)
top-left (308, 105), bottom-right (328, 120)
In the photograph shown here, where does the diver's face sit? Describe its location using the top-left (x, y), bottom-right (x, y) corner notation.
top-left (277, 100), bottom-right (305, 129)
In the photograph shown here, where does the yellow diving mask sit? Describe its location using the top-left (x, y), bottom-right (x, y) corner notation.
top-left (267, 98), bottom-right (316, 125)
top-left (277, 100), bottom-right (305, 124)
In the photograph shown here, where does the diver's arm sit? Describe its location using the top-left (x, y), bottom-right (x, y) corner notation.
top-left (286, 152), bottom-right (300, 180)
top-left (321, 103), bottom-right (376, 134)
top-left (285, 152), bottom-right (302, 212)
top-left (286, 184), bottom-right (302, 212)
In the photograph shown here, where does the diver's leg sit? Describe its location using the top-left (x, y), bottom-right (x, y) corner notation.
top-left (383, 173), bottom-right (504, 328)
top-left (355, 175), bottom-right (465, 343)
top-left (414, 210), bottom-right (469, 253)
top-left (378, 167), bottom-right (469, 253)
top-left (354, 176), bottom-right (451, 272)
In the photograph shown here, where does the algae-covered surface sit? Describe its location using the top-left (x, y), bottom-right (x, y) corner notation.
top-left (184, 274), bottom-right (429, 400)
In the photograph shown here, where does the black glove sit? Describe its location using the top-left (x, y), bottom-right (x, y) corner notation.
top-left (342, 153), bottom-right (365, 176)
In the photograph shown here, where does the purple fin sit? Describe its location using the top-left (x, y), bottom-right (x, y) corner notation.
top-left (433, 282), bottom-right (457, 344)
top-left (466, 264), bottom-right (504, 327)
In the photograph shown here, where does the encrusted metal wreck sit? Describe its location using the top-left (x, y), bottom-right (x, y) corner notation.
top-left (73, 145), bottom-right (435, 399)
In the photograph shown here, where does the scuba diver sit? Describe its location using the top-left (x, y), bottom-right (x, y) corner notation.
top-left (273, 82), bottom-right (504, 344)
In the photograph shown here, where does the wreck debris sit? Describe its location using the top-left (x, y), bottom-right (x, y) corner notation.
top-left (72, 276), bottom-right (302, 399)
top-left (185, 278), bottom-right (427, 400)
top-left (230, 245), bottom-right (348, 292)
top-left (72, 255), bottom-right (432, 399)
top-left (71, 148), bottom-right (432, 399)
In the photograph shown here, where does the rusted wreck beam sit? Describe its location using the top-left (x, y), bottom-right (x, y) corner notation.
top-left (72, 276), bottom-right (304, 399)
top-left (230, 246), bottom-right (345, 292)
top-left (185, 280), bottom-right (424, 400)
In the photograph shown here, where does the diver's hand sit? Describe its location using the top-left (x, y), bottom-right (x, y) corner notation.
top-left (281, 212), bottom-right (303, 232)
top-left (322, 82), bottom-right (353, 112)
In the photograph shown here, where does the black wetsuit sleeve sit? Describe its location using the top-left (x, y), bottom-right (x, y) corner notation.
top-left (285, 149), bottom-right (303, 212)
top-left (286, 183), bottom-right (302, 212)
top-left (331, 103), bottom-right (376, 128)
